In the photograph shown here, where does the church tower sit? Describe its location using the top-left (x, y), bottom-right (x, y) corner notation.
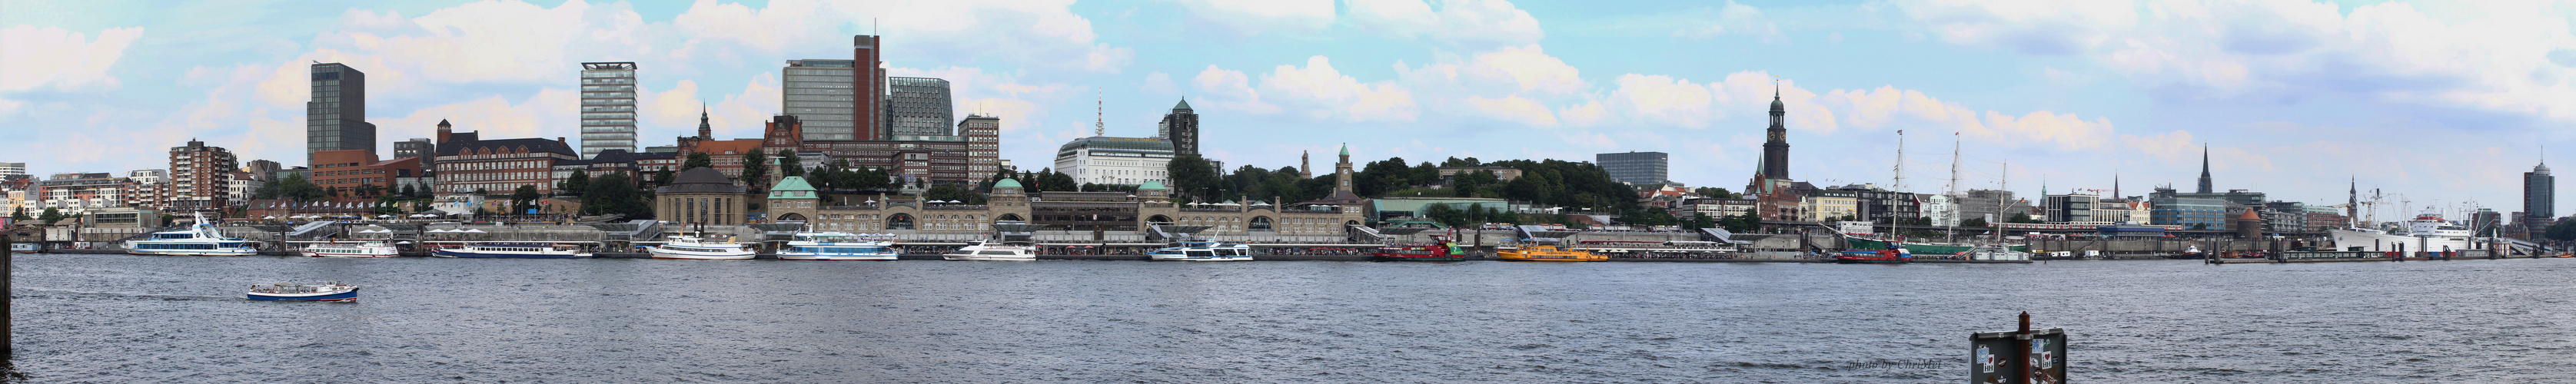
top-left (1760, 84), bottom-right (1791, 180)
top-left (2196, 144), bottom-right (2214, 194)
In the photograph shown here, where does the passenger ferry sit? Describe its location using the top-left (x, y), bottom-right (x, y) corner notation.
top-left (1146, 240), bottom-right (1253, 261)
top-left (1373, 234), bottom-right (1472, 261)
top-left (778, 232), bottom-right (899, 260)
top-left (647, 235), bottom-right (756, 260)
top-left (431, 243), bottom-right (593, 259)
top-left (246, 282), bottom-right (358, 302)
top-left (942, 240), bottom-right (1036, 261)
top-left (2331, 213), bottom-right (2480, 255)
top-left (125, 213), bottom-right (259, 256)
top-left (299, 241), bottom-right (399, 257)
top-left (1497, 244), bottom-right (1605, 261)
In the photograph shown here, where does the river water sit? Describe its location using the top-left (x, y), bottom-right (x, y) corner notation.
top-left (9, 253), bottom-right (2576, 382)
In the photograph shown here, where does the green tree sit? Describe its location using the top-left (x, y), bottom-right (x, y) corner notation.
top-left (510, 184), bottom-right (541, 214)
top-left (1450, 170), bottom-right (1498, 198)
top-left (779, 151), bottom-right (803, 177)
top-left (1166, 155), bottom-right (1224, 201)
top-left (38, 207), bottom-right (63, 224)
top-left (580, 173), bottom-right (652, 218)
top-left (398, 184), bottom-right (417, 198)
top-left (1692, 187), bottom-right (1739, 199)
top-left (653, 168), bottom-right (675, 186)
top-left (1960, 217), bottom-right (1989, 228)
top-left (2009, 213), bottom-right (2041, 223)
top-left (10, 207), bottom-right (28, 220)
top-left (683, 151), bottom-right (715, 171)
top-left (2548, 220), bottom-right (2576, 241)
top-left (922, 184), bottom-right (987, 205)
top-left (740, 148), bottom-right (769, 188)
top-left (560, 170), bottom-right (590, 196)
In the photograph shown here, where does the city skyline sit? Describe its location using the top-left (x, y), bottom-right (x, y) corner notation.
top-left (3, 1), bottom-right (2571, 213)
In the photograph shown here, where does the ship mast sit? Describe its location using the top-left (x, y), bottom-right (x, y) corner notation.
top-left (1893, 130), bottom-right (1905, 192)
top-left (1947, 132), bottom-right (1960, 243)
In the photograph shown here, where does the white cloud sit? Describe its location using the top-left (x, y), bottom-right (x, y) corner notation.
top-left (1205, 56), bottom-right (1418, 122)
top-left (1671, 1), bottom-right (1783, 42)
top-left (1176, 0), bottom-right (1338, 35)
top-left (1893, 0), bottom-right (2136, 55)
top-left (0, 25), bottom-right (145, 92)
top-left (1348, 0), bottom-right (1544, 49)
top-left (1467, 95), bottom-right (1557, 127)
top-left (1605, 74), bottom-right (1719, 128)
top-left (1192, 65), bottom-right (1278, 114)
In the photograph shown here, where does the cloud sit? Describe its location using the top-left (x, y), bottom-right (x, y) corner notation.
top-left (1348, 0), bottom-right (1544, 49)
top-left (1892, 0), bottom-right (2136, 55)
top-left (0, 25), bottom-right (145, 93)
top-left (1176, 0), bottom-right (1337, 35)
top-left (1605, 74), bottom-right (1719, 127)
top-left (1467, 95), bottom-right (1557, 127)
top-left (673, 0), bottom-right (1128, 74)
top-left (1202, 57), bottom-right (1418, 122)
top-left (1671, 1), bottom-right (1783, 42)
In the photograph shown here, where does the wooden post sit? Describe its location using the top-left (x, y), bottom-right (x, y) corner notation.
top-left (2017, 311), bottom-right (2033, 384)
top-left (3, 233), bottom-right (11, 360)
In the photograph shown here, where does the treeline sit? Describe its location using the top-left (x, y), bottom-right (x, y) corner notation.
top-left (1155, 155), bottom-right (1640, 211)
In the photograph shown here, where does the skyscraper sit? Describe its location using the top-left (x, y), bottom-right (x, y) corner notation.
top-left (1158, 99), bottom-right (1200, 157)
top-left (783, 59), bottom-right (859, 141)
top-left (1760, 87), bottom-right (1790, 180)
top-left (2527, 161), bottom-right (2553, 224)
top-left (1597, 151), bottom-right (1670, 185)
top-left (578, 62), bottom-right (639, 158)
top-left (168, 138), bottom-right (238, 211)
top-left (886, 77), bottom-right (953, 137)
top-left (853, 35), bottom-right (886, 141)
top-left (2196, 144), bottom-right (2214, 194)
top-left (307, 63), bottom-right (373, 165)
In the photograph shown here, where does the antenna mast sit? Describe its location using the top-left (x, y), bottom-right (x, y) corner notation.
top-left (1094, 88), bottom-right (1105, 137)
top-left (1893, 130), bottom-right (1905, 192)
top-left (1948, 131), bottom-right (1960, 243)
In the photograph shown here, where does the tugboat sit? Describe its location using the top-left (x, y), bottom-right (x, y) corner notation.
top-left (299, 241), bottom-right (400, 257)
top-left (1373, 234), bottom-right (1474, 261)
top-left (246, 282), bottom-right (359, 302)
top-left (779, 232), bottom-right (900, 260)
top-left (1145, 240), bottom-right (1253, 261)
top-left (646, 235), bottom-right (756, 260)
top-left (1497, 243), bottom-right (1605, 261)
top-left (1833, 243), bottom-right (1914, 263)
top-left (433, 243), bottom-right (593, 259)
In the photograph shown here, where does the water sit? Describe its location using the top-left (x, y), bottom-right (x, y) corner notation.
top-left (11, 253), bottom-right (2576, 382)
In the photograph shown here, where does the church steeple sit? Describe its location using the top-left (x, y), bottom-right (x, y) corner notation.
top-left (2195, 144), bottom-right (2214, 194)
top-left (1759, 80), bottom-right (1791, 180)
top-left (696, 102), bottom-right (713, 140)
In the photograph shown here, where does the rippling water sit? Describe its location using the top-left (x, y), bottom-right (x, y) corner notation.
top-left (11, 253), bottom-right (2576, 382)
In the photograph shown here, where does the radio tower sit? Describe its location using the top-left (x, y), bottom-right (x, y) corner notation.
top-left (1094, 88), bottom-right (1105, 137)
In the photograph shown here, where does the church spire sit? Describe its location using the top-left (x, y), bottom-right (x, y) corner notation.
top-left (2195, 143), bottom-right (2214, 194)
top-left (696, 101), bottom-right (712, 139)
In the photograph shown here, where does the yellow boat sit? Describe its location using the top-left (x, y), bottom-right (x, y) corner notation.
top-left (1497, 244), bottom-right (1605, 262)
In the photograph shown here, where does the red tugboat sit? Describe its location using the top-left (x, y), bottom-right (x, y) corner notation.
top-left (1374, 234), bottom-right (1474, 261)
top-left (1833, 243), bottom-right (1914, 264)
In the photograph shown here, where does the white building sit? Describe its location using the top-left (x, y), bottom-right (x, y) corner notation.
top-left (1053, 136), bottom-right (1175, 187)
top-left (1920, 194), bottom-right (1957, 227)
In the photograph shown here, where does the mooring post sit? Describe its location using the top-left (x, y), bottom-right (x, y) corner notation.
top-left (3, 233), bottom-right (12, 360)
top-left (2016, 311), bottom-right (2033, 384)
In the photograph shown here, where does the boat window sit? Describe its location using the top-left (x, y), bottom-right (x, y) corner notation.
top-left (979, 250), bottom-right (1017, 256)
top-left (1186, 251), bottom-right (1213, 257)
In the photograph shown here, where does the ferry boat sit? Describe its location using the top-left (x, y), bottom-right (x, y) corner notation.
top-left (246, 282), bottom-right (359, 302)
top-left (1834, 245), bottom-right (1914, 264)
top-left (1846, 236), bottom-right (2025, 254)
top-left (2331, 214), bottom-right (2479, 255)
top-left (10, 243), bottom-right (37, 253)
top-left (942, 240), bottom-right (1036, 261)
top-left (299, 241), bottom-right (399, 257)
top-left (646, 235), bottom-right (756, 260)
top-left (779, 232), bottom-right (899, 260)
top-left (432, 243), bottom-right (593, 259)
top-left (125, 213), bottom-right (259, 256)
top-left (1373, 234), bottom-right (1473, 261)
top-left (1497, 244), bottom-right (1604, 261)
top-left (1146, 240), bottom-right (1253, 261)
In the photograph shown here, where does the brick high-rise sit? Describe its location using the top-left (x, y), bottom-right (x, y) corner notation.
top-left (167, 138), bottom-right (238, 212)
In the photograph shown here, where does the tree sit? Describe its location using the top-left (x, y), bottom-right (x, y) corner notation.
top-left (1693, 187), bottom-right (1739, 199)
top-left (10, 207), bottom-right (28, 220)
top-left (580, 173), bottom-right (652, 218)
top-left (780, 151), bottom-right (804, 177)
top-left (510, 184), bottom-right (541, 215)
top-left (1166, 155), bottom-right (1224, 201)
top-left (1960, 217), bottom-right (1989, 228)
top-left (398, 184), bottom-right (417, 198)
top-left (741, 148), bottom-right (769, 188)
top-left (653, 169), bottom-right (675, 186)
top-left (2548, 220), bottom-right (2576, 242)
top-left (683, 151), bottom-right (715, 171)
top-left (560, 170), bottom-right (590, 196)
top-left (2008, 213), bottom-right (2041, 223)
top-left (922, 184), bottom-right (986, 205)
top-left (38, 207), bottom-right (63, 224)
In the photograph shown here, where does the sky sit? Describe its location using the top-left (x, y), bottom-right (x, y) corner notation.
top-left (5, 0), bottom-right (2574, 222)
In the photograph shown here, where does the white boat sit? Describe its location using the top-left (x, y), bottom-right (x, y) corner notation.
top-left (431, 243), bottom-right (593, 259)
top-left (2331, 214), bottom-right (2479, 254)
top-left (125, 213), bottom-right (260, 256)
top-left (942, 240), bottom-right (1036, 261)
top-left (299, 241), bottom-right (399, 257)
top-left (246, 282), bottom-right (358, 302)
top-left (779, 232), bottom-right (899, 260)
top-left (10, 242), bottom-right (37, 253)
top-left (1145, 240), bottom-right (1253, 261)
top-left (647, 235), bottom-right (756, 260)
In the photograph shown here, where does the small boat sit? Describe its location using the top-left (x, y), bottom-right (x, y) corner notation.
top-left (433, 243), bottom-right (593, 259)
top-left (1146, 240), bottom-right (1253, 261)
top-left (779, 232), bottom-right (899, 260)
top-left (1374, 234), bottom-right (1472, 261)
top-left (300, 241), bottom-right (399, 257)
top-left (2172, 245), bottom-right (2205, 259)
top-left (1497, 244), bottom-right (1604, 262)
top-left (943, 240), bottom-right (1036, 261)
top-left (1834, 247), bottom-right (1914, 264)
top-left (647, 235), bottom-right (756, 260)
top-left (125, 212), bottom-right (260, 257)
top-left (9, 242), bottom-right (37, 253)
top-left (246, 282), bottom-right (359, 302)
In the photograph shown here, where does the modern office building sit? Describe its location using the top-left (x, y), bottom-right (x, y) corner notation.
top-left (2527, 161), bottom-right (2553, 224)
top-left (1158, 99), bottom-right (1200, 157)
top-left (167, 139), bottom-right (238, 211)
top-left (886, 77), bottom-right (952, 137)
top-left (393, 137), bottom-right (435, 168)
top-left (307, 63), bottom-right (373, 165)
top-left (960, 114), bottom-right (1002, 181)
top-left (783, 59), bottom-right (860, 141)
top-left (1598, 151), bottom-right (1670, 185)
top-left (242, 160), bottom-right (281, 183)
top-left (1056, 137), bottom-right (1177, 187)
top-left (579, 62), bottom-right (640, 158)
top-left (2043, 194), bottom-right (2101, 223)
top-left (0, 162), bottom-right (25, 180)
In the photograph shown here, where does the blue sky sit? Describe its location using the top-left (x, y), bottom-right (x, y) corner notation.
top-left (5, 0), bottom-right (2573, 222)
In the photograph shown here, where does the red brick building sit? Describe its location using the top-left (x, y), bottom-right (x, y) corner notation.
top-left (432, 121), bottom-right (579, 196)
top-left (311, 150), bottom-right (422, 201)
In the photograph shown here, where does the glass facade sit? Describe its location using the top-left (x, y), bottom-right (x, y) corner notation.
top-left (1596, 151), bottom-right (1669, 185)
top-left (2150, 196), bottom-right (2228, 228)
top-left (307, 64), bottom-right (371, 164)
top-left (579, 62), bottom-right (639, 158)
top-left (784, 60), bottom-right (859, 141)
top-left (886, 77), bottom-right (952, 137)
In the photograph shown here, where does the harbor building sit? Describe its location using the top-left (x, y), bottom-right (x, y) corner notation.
top-left (1158, 100), bottom-right (1201, 157)
top-left (2149, 187), bottom-right (2229, 229)
top-left (307, 63), bottom-right (374, 165)
top-left (655, 167), bottom-right (749, 226)
top-left (1056, 137), bottom-right (1175, 187)
top-left (311, 149), bottom-right (420, 201)
top-left (165, 139), bottom-right (238, 212)
top-left (1597, 151), bottom-right (1670, 185)
top-left (2043, 194), bottom-right (2100, 223)
top-left (579, 62), bottom-right (640, 157)
top-left (886, 77), bottom-right (952, 137)
top-left (32, 173), bottom-right (127, 216)
top-left (393, 138), bottom-right (435, 170)
top-left (960, 114), bottom-right (1002, 181)
top-left (432, 120), bottom-right (580, 196)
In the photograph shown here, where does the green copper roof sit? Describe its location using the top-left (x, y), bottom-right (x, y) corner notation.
top-left (993, 178), bottom-right (1023, 189)
top-left (767, 176), bottom-right (817, 199)
top-left (1173, 98), bottom-right (1192, 111)
top-left (1338, 144), bottom-right (1348, 156)
top-left (1138, 180), bottom-right (1167, 190)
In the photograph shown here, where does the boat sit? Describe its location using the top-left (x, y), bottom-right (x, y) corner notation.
top-left (1373, 234), bottom-right (1473, 261)
top-left (1834, 247), bottom-right (1915, 263)
top-left (1146, 240), bottom-right (1254, 261)
top-left (2172, 245), bottom-right (2205, 259)
top-left (942, 240), bottom-right (1037, 261)
top-left (125, 213), bottom-right (260, 256)
top-left (432, 243), bottom-right (593, 259)
top-left (1497, 243), bottom-right (1604, 261)
top-left (779, 232), bottom-right (900, 260)
top-left (10, 242), bottom-right (37, 253)
top-left (1846, 236), bottom-right (2025, 255)
top-left (2329, 214), bottom-right (2480, 255)
top-left (646, 235), bottom-right (756, 260)
top-left (245, 282), bottom-right (359, 302)
top-left (299, 240), bottom-right (399, 257)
